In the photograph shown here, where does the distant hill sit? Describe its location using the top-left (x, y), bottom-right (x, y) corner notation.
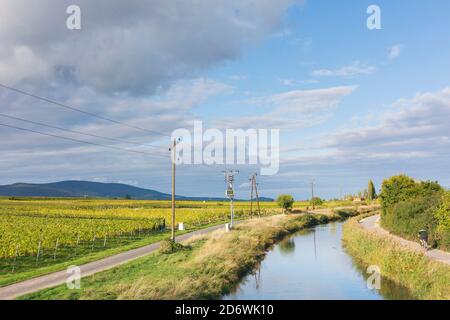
top-left (0, 181), bottom-right (273, 201)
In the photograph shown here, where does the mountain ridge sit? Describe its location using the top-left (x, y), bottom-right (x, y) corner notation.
top-left (0, 180), bottom-right (273, 201)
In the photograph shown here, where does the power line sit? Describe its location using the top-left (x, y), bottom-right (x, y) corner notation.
top-left (0, 122), bottom-right (168, 159)
top-left (0, 83), bottom-right (171, 138)
top-left (0, 113), bottom-right (167, 153)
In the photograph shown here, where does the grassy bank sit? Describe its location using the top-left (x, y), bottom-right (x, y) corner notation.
top-left (343, 215), bottom-right (450, 300)
top-left (0, 219), bottom-right (238, 288)
top-left (22, 212), bottom-right (353, 300)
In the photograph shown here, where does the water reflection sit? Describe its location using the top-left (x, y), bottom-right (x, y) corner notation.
top-left (224, 222), bottom-right (414, 300)
top-left (348, 255), bottom-right (414, 300)
top-left (279, 238), bottom-right (295, 255)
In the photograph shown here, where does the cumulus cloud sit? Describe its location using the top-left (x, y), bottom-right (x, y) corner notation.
top-left (323, 87), bottom-right (450, 158)
top-left (270, 87), bottom-right (450, 197)
top-left (311, 61), bottom-right (376, 78)
top-left (0, 1), bottom-right (302, 195)
top-left (0, 0), bottom-right (296, 95)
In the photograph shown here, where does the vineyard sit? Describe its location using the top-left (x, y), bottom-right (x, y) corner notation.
top-left (0, 198), bottom-right (281, 260)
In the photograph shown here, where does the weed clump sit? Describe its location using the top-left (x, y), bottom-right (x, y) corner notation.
top-left (159, 239), bottom-right (190, 254)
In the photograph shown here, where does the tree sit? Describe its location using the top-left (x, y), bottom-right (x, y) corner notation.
top-left (435, 191), bottom-right (450, 250)
top-left (380, 175), bottom-right (443, 213)
top-left (310, 197), bottom-right (323, 207)
top-left (276, 194), bottom-right (294, 214)
top-left (125, 194), bottom-right (132, 200)
top-left (368, 180), bottom-right (377, 200)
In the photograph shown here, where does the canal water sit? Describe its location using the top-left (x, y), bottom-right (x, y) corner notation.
top-left (224, 222), bottom-right (413, 300)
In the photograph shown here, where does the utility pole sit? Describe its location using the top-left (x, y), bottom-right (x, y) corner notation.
top-left (311, 180), bottom-right (315, 211)
top-left (224, 170), bottom-right (239, 228)
top-left (169, 137), bottom-right (182, 242)
top-left (253, 174), bottom-right (261, 216)
top-left (249, 176), bottom-right (254, 218)
top-left (249, 173), bottom-right (261, 217)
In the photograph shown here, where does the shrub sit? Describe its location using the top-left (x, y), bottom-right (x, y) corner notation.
top-left (380, 174), bottom-right (446, 249)
top-left (315, 214), bottom-right (329, 224)
top-left (159, 239), bottom-right (189, 254)
top-left (276, 195), bottom-right (294, 213)
top-left (380, 175), bottom-right (443, 213)
top-left (334, 208), bottom-right (358, 219)
top-left (310, 197), bottom-right (324, 207)
top-left (435, 191), bottom-right (450, 251)
top-left (383, 195), bottom-right (441, 247)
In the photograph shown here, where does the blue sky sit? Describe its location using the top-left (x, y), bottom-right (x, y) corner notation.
top-left (0, 0), bottom-right (449, 199)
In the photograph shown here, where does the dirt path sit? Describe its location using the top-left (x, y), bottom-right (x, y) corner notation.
top-left (0, 223), bottom-right (231, 300)
top-left (359, 214), bottom-right (450, 266)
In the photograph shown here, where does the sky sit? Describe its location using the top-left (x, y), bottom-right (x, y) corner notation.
top-left (0, 0), bottom-right (449, 199)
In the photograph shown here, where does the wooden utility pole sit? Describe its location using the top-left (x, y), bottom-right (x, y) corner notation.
top-left (249, 176), bottom-right (254, 218)
top-left (254, 174), bottom-right (261, 216)
top-left (170, 138), bottom-right (181, 242)
top-left (311, 180), bottom-right (315, 210)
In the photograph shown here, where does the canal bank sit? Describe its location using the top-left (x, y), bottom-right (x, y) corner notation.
top-left (342, 214), bottom-right (450, 300)
top-left (21, 211), bottom-right (362, 300)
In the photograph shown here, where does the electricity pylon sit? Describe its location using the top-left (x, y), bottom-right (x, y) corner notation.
top-left (249, 173), bottom-right (261, 217)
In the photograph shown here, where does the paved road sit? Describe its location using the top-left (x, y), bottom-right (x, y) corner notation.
top-left (0, 223), bottom-right (230, 300)
top-left (359, 214), bottom-right (450, 266)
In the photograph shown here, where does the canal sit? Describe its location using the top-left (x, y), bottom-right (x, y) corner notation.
top-left (224, 221), bottom-right (413, 300)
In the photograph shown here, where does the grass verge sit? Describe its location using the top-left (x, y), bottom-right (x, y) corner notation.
top-left (22, 213), bottom-right (350, 300)
top-left (0, 219), bottom-right (242, 288)
top-left (342, 214), bottom-right (450, 300)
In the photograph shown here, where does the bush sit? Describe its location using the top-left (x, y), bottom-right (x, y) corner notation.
top-left (276, 194), bottom-right (294, 213)
top-left (435, 192), bottom-right (450, 251)
top-left (334, 208), bottom-right (358, 219)
top-left (315, 214), bottom-right (329, 224)
top-left (383, 195), bottom-right (442, 247)
top-left (310, 197), bottom-right (324, 207)
top-left (159, 239), bottom-right (189, 254)
top-left (380, 174), bottom-right (446, 249)
top-left (380, 175), bottom-right (443, 213)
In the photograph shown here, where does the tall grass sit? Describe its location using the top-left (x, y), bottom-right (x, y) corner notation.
top-left (343, 215), bottom-right (450, 300)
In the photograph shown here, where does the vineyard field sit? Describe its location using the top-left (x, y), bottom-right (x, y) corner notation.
top-left (0, 198), bottom-right (281, 260)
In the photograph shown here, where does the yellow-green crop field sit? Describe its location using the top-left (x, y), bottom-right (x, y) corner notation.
top-left (0, 198), bottom-right (282, 259)
top-left (0, 197), bottom-right (364, 260)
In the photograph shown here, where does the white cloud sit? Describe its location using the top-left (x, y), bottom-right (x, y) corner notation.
top-left (280, 78), bottom-right (295, 86)
top-left (264, 86), bottom-right (357, 113)
top-left (0, 46), bottom-right (50, 84)
top-left (230, 75), bottom-right (248, 81)
top-left (215, 86), bottom-right (357, 129)
top-left (323, 87), bottom-right (450, 159)
top-left (312, 61), bottom-right (376, 78)
top-left (388, 44), bottom-right (404, 60)
top-left (0, 0), bottom-right (297, 95)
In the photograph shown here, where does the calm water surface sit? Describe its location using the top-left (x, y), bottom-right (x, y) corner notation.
top-left (224, 222), bottom-right (413, 300)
